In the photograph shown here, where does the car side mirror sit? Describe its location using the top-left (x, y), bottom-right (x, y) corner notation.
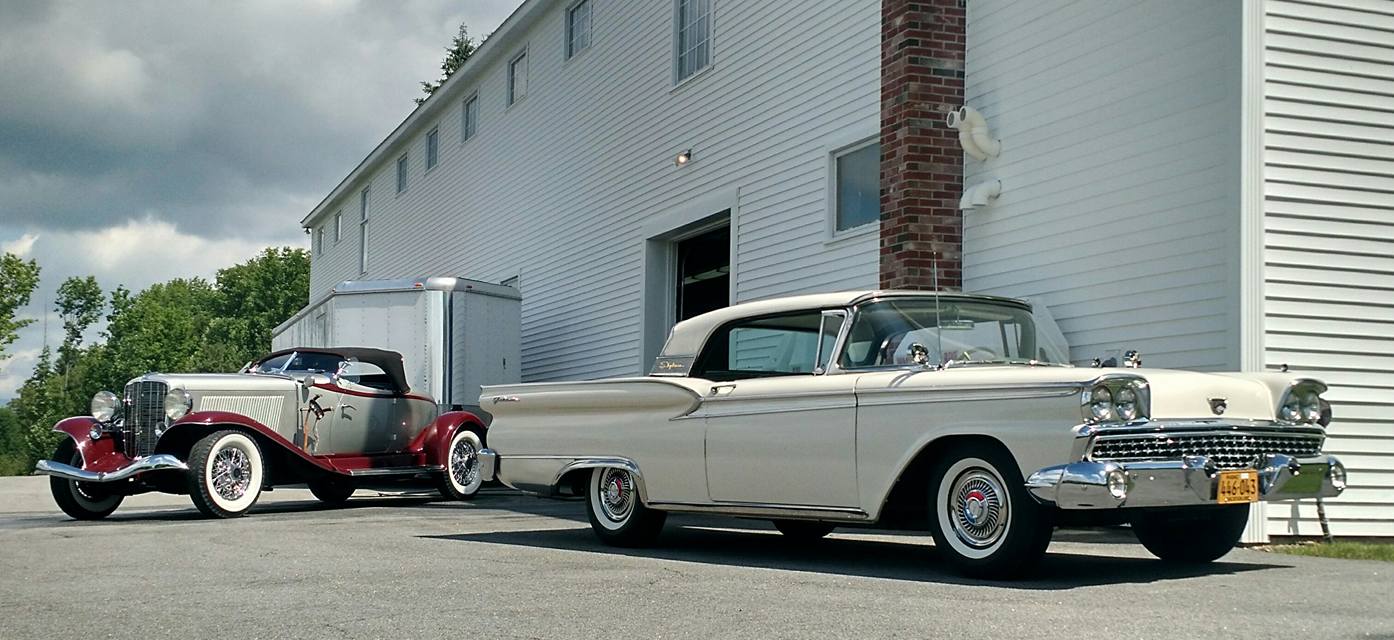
top-left (304, 373), bottom-right (332, 387)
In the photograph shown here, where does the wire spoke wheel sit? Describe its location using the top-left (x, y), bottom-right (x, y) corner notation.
top-left (450, 437), bottom-right (478, 489)
top-left (211, 447), bottom-right (252, 501)
top-left (597, 468), bottom-right (635, 523)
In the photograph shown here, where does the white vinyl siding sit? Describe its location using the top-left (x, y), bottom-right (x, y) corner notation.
top-left (1261, 0), bottom-right (1394, 538)
top-left (305, 0), bottom-right (880, 382)
top-left (961, 0), bottom-right (1243, 371)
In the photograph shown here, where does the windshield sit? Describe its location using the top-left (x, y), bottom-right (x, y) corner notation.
top-left (248, 351), bottom-right (345, 375)
top-left (838, 298), bottom-right (1059, 369)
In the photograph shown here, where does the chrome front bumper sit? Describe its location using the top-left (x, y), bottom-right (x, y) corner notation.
top-left (34, 454), bottom-right (189, 483)
top-left (1026, 453), bottom-right (1346, 509)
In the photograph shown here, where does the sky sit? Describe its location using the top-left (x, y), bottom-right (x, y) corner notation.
top-left (0, 0), bottom-right (524, 400)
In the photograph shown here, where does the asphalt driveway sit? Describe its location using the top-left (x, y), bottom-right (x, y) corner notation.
top-left (1, 477), bottom-right (1390, 639)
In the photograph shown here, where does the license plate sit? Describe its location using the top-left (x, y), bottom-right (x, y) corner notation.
top-left (1217, 469), bottom-right (1259, 504)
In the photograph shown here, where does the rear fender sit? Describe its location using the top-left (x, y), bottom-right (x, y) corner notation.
top-left (413, 411), bottom-right (487, 468)
top-left (51, 417), bottom-right (131, 473)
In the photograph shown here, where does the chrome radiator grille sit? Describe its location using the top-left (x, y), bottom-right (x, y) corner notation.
top-left (1090, 431), bottom-right (1324, 470)
top-left (123, 380), bottom-right (167, 458)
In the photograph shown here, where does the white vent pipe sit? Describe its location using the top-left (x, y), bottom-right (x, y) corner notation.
top-left (959, 179), bottom-right (1002, 210)
top-left (945, 105), bottom-right (1001, 161)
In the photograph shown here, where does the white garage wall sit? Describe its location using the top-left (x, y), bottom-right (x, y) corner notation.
top-left (304, 0), bottom-right (881, 382)
top-left (1261, 0), bottom-right (1394, 538)
top-left (960, 0), bottom-right (1244, 371)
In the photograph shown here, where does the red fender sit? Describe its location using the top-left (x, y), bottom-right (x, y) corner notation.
top-left (411, 411), bottom-right (487, 468)
top-left (51, 416), bottom-right (132, 473)
top-left (167, 411), bottom-right (348, 476)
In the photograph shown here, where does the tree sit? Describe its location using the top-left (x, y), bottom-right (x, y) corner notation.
top-left (0, 252), bottom-right (41, 361)
top-left (416, 24), bottom-right (482, 105)
top-left (196, 247), bottom-right (310, 371)
top-left (54, 276), bottom-right (104, 373)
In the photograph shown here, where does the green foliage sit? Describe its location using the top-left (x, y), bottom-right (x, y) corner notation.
top-left (1267, 541), bottom-right (1394, 563)
top-left (416, 23), bottom-right (482, 105)
top-left (0, 247), bottom-right (310, 474)
top-left (0, 252), bottom-right (41, 361)
top-left (0, 407), bottom-right (30, 476)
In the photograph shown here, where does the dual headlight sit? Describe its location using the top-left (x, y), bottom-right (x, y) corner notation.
top-left (89, 388), bottom-right (193, 422)
top-left (1279, 384), bottom-right (1329, 426)
top-left (1082, 378), bottom-right (1148, 424)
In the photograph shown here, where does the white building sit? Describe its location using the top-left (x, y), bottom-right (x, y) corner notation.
top-left (296, 0), bottom-right (1393, 540)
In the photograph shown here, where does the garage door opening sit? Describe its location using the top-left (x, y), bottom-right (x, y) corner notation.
top-left (675, 224), bottom-right (730, 322)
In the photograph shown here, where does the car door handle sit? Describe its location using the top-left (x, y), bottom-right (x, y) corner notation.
top-left (710, 384), bottom-right (736, 397)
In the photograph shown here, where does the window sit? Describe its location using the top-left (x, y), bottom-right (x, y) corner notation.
top-left (567, 0), bottom-right (592, 58)
top-left (675, 0), bottom-right (711, 82)
top-left (508, 51), bottom-right (528, 105)
top-left (333, 211), bottom-right (342, 243)
top-left (358, 188), bottom-right (370, 274)
top-left (461, 94), bottom-right (478, 142)
top-left (837, 298), bottom-right (1048, 370)
top-left (314, 226), bottom-right (324, 255)
top-left (693, 311), bottom-right (823, 381)
top-left (396, 154), bottom-right (408, 193)
top-left (834, 141), bottom-right (879, 232)
top-left (426, 127), bottom-right (439, 170)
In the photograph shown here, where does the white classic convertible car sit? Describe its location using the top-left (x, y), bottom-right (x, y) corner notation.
top-left (477, 291), bottom-right (1346, 578)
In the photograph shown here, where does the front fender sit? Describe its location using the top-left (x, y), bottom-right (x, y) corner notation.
top-left (50, 417), bottom-right (132, 473)
top-left (412, 411), bottom-right (487, 468)
top-left (163, 411), bottom-right (345, 477)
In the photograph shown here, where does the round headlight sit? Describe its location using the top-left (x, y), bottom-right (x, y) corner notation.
top-left (1279, 398), bottom-right (1301, 423)
top-left (1089, 385), bottom-right (1113, 421)
top-left (90, 391), bottom-right (119, 422)
top-left (1299, 391), bottom-right (1321, 424)
top-left (1115, 386), bottom-right (1139, 421)
top-left (164, 388), bottom-right (193, 421)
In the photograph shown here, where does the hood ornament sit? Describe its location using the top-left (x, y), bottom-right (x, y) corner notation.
top-left (1124, 350), bottom-right (1142, 369)
top-left (1209, 397), bottom-right (1227, 415)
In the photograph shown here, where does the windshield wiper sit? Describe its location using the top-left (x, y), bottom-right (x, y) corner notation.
top-left (943, 358), bottom-right (1065, 369)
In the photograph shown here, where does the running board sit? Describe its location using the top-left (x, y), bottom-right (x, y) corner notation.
top-left (345, 465), bottom-right (444, 477)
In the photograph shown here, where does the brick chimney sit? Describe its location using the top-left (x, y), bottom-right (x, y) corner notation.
top-left (879, 0), bottom-right (966, 290)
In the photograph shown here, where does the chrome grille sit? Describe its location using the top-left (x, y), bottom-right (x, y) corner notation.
top-left (1090, 431), bottom-right (1324, 470)
top-left (123, 380), bottom-right (167, 458)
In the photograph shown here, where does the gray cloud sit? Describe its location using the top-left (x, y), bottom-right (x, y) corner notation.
top-left (0, 0), bottom-right (522, 399)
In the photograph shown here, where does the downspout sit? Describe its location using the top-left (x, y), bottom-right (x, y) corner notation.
top-left (945, 106), bottom-right (1001, 161)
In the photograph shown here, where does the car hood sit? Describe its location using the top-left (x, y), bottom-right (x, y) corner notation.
top-left (129, 373), bottom-right (302, 393)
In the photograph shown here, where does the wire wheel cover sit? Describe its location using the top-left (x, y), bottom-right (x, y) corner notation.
top-left (950, 469), bottom-right (1008, 548)
top-left (598, 468), bottom-right (635, 522)
top-left (450, 437), bottom-right (478, 488)
top-left (211, 446), bottom-right (252, 502)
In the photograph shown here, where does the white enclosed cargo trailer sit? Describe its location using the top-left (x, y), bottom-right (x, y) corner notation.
top-left (271, 277), bottom-right (521, 412)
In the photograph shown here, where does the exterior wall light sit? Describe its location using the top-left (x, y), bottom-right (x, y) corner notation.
top-left (674, 149), bottom-right (692, 167)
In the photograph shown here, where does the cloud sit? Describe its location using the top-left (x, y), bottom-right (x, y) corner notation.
top-left (2, 233), bottom-right (37, 257)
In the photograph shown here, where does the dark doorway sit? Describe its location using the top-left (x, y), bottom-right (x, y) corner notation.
top-left (675, 222), bottom-right (729, 321)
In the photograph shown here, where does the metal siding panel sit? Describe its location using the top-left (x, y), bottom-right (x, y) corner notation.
top-left (1264, 1), bottom-right (1394, 538)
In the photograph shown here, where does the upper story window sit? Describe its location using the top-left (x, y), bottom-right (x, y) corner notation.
top-left (675, 0), bottom-right (712, 83)
top-left (567, 0), bottom-right (592, 59)
top-left (462, 94), bottom-right (479, 142)
top-left (833, 141), bottom-right (879, 232)
top-left (359, 187), bottom-right (370, 274)
top-left (508, 50), bottom-right (528, 105)
top-left (333, 211), bottom-right (342, 243)
top-left (314, 226), bottom-right (324, 255)
top-left (396, 154), bottom-right (409, 193)
top-left (693, 311), bottom-right (823, 381)
top-left (426, 127), bottom-right (439, 170)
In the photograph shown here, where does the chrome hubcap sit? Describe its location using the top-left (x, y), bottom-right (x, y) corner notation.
top-left (598, 468), bottom-right (634, 522)
top-left (211, 447), bottom-right (251, 501)
top-left (450, 438), bottom-right (478, 488)
top-left (950, 470), bottom-right (1007, 548)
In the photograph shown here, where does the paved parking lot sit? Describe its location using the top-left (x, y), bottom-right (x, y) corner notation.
top-left (1, 476), bottom-right (1391, 639)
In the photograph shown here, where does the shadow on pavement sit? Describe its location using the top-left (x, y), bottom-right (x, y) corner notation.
top-left (423, 519), bottom-right (1284, 589)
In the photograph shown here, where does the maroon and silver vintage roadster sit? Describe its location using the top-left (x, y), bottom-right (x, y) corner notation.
top-left (34, 347), bottom-right (488, 519)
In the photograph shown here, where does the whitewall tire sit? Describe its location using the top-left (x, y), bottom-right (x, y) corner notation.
top-left (586, 467), bottom-right (666, 547)
top-left (188, 430), bottom-right (265, 518)
top-left (49, 440), bottom-right (123, 520)
top-left (927, 443), bottom-right (1052, 578)
top-left (438, 429), bottom-right (484, 501)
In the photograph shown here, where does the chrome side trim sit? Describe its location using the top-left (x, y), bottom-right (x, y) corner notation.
top-left (34, 454), bottom-right (189, 483)
top-left (548, 457), bottom-right (650, 503)
top-left (346, 465), bottom-right (445, 477)
top-left (856, 384), bottom-right (1081, 407)
top-left (648, 500), bottom-right (870, 521)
